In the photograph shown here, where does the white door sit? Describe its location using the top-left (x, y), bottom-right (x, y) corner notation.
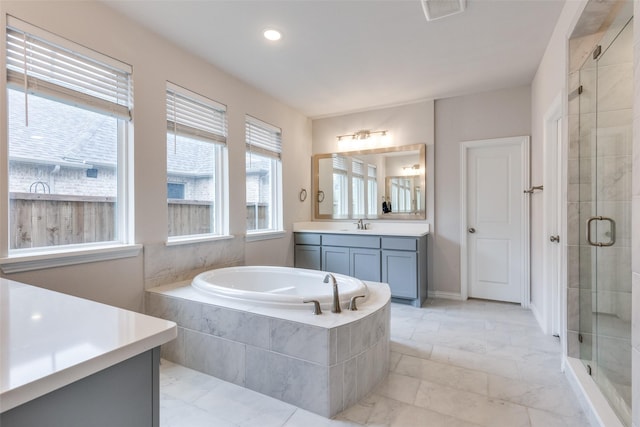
top-left (463, 137), bottom-right (529, 304)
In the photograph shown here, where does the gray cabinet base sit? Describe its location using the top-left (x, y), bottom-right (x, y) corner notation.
top-left (1, 347), bottom-right (161, 427)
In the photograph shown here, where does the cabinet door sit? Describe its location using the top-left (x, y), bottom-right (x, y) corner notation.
top-left (382, 250), bottom-right (417, 299)
top-left (350, 248), bottom-right (381, 282)
top-left (322, 246), bottom-right (350, 275)
top-left (295, 245), bottom-right (321, 270)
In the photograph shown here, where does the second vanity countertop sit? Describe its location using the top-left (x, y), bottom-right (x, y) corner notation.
top-left (0, 279), bottom-right (177, 413)
top-left (293, 221), bottom-right (429, 237)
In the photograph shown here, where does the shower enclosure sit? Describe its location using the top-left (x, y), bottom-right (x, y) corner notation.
top-left (576, 11), bottom-right (633, 426)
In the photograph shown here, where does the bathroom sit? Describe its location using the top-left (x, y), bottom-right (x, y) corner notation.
top-left (0, 0), bottom-right (638, 426)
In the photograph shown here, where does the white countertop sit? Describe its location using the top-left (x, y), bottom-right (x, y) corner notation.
top-left (293, 221), bottom-right (429, 237)
top-left (0, 278), bottom-right (177, 413)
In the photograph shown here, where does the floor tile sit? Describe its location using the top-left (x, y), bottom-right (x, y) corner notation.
top-left (158, 298), bottom-right (592, 427)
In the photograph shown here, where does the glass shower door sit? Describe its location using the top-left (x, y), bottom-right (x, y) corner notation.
top-left (578, 15), bottom-right (633, 426)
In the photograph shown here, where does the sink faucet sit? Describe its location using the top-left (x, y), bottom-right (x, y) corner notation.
top-left (355, 219), bottom-right (364, 230)
top-left (323, 273), bottom-right (341, 313)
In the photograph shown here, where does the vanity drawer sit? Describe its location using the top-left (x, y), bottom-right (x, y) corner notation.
top-left (322, 234), bottom-right (380, 249)
top-left (294, 233), bottom-right (321, 245)
top-left (381, 237), bottom-right (417, 251)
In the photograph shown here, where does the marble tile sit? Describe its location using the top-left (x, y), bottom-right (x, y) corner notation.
top-left (414, 379), bottom-right (530, 427)
top-left (160, 326), bottom-right (185, 366)
top-left (160, 394), bottom-right (239, 427)
top-left (528, 407), bottom-right (591, 427)
top-left (488, 374), bottom-right (583, 417)
top-left (390, 336), bottom-right (433, 359)
top-left (245, 346), bottom-right (329, 417)
top-left (192, 379), bottom-right (296, 427)
top-left (337, 324), bottom-right (351, 363)
top-left (374, 372), bottom-right (421, 404)
top-left (146, 293), bottom-right (202, 331)
top-left (394, 354), bottom-right (488, 395)
top-left (183, 329), bottom-right (245, 386)
top-left (430, 345), bottom-right (521, 379)
top-left (270, 318), bottom-right (329, 365)
top-left (329, 363), bottom-right (344, 416)
top-left (200, 304), bottom-right (270, 349)
top-left (342, 357), bottom-right (359, 411)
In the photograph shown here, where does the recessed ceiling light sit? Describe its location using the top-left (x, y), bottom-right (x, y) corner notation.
top-left (263, 29), bottom-right (282, 41)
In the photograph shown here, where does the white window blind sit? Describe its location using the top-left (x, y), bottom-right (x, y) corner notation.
top-left (6, 17), bottom-right (132, 120)
top-left (368, 165), bottom-right (377, 178)
top-left (246, 116), bottom-right (282, 159)
top-left (333, 155), bottom-right (348, 171)
top-left (166, 82), bottom-right (227, 145)
top-left (352, 159), bottom-right (364, 176)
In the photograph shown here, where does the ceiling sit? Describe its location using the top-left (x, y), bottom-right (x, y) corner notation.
top-left (104, 0), bottom-right (565, 118)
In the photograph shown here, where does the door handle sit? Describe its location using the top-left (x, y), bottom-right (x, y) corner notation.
top-left (468, 227), bottom-right (476, 234)
top-left (550, 235), bottom-right (560, 243)
top-left (586, 216), bottom-right (616, 247)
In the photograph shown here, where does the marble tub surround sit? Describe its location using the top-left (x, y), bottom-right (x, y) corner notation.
top-left (293, 221), bottom-right (429, 236)
top-left (146, 281), bottom-right (391, 417)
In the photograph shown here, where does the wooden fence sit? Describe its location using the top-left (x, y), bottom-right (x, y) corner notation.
top-left (10, 193), bottom-right (268, 249)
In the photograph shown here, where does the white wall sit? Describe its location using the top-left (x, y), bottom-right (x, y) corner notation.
top-left (433, 86), bottom-right (531, 296)
top-left (529, 0), bottom-right (587, 323)
top-left (0, 1), bottom-right (312, 310)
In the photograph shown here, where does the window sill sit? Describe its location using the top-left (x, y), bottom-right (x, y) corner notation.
top-left (245, 230), bottom-right (287, 242)
top-left (0, 244), bottom-right (143, 274)
top-left (166, 234), bottom-right (235, 246)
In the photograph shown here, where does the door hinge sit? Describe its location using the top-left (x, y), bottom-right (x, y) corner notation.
top-left (578, 334), bottom-right (583, 343)
top-left (593, 45), bottom-right (602, 60)
top-left (587, 364), bottom-right (592, 376)
top-left (578, 85), bottom-right (583, 95)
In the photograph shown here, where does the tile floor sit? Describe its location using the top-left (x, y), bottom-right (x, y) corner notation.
top-left (160, 298), bottom-right (591, 427)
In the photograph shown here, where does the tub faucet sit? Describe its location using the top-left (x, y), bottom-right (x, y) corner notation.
top-left (323, 273), bottom-right (341, 313)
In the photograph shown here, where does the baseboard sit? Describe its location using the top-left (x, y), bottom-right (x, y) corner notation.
top-left (564, 357), bottom-right (625, 427)
top-left (529, 302), bottom-right (546, 334)
top-left (431, 291), bottom-right (463, 300)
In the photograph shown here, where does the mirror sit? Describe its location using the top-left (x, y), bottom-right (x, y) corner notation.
top-left (313, 144), bottom-right (426, 220)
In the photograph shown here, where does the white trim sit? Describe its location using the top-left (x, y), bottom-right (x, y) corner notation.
top-left (432, 291), bottom-right (463, 300)
top-left (0, 244), bottom-right (142, 273)
top-left (166, 234), bottom-right (235, 247)
top-left (542, 93), bottom-right (563, 336)
top-left (564, 357), bottom-right (625, 427)
top-left (245, 230), bottom-right (287, 242)
top-left (460, 136), bottom-right (530, 307)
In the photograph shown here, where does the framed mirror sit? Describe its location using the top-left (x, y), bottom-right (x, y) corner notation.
top-left (313, 144), bottom-right (426, 220)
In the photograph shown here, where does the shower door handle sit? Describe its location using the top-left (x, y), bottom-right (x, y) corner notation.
top-left (586, 216), bottom-right (616, 247)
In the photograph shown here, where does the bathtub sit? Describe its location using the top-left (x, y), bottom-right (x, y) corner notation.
top-left (146, 266), bottom-right (391, 417)
top-left (192, 266), bottom-right (369, 309)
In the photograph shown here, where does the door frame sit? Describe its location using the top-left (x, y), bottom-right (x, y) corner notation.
top-left (542, 93), bottom-right (564, 336)
top-left (460, 136), bottom-right (530, 307)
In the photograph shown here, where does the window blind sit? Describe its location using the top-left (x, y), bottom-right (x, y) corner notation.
top-left (333, 155), bottom-right (348, 171)
top-left (6, 17), bottom-right (132, 120)
top-left (352, 160), bottom-right (364, 176)
top-left (166, 83), bottom-right (227, 145)
top-left (368, 165), bottom-right (377, 178)
top-left (246, 116), bottom-right (282, 159)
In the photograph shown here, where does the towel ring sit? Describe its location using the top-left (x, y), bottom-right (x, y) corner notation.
top-left (299, 188), bottom-right (307, 202)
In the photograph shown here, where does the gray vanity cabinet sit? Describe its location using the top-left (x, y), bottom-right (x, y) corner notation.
top-left (294, 233), bottom-right (322, 270)
top-left (294, 232), bottom-right (427, 306)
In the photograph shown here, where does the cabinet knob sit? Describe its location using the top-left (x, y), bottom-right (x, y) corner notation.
top-left (468, 227), bottom-right (476, 234)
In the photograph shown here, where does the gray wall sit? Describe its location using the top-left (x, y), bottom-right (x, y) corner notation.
top-left (433, 86), bottom-right (531, 296)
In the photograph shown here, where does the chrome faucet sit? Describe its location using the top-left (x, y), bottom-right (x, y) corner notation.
top-left (323, 273), bottom-right (341, 313)
top-left (357, 219), bottom-right (364, 229)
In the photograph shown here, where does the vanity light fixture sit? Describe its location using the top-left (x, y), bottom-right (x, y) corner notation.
top-left (263, 28), bottom-right (282, 41)
top-left (336, 129), bottom-right (387, 141)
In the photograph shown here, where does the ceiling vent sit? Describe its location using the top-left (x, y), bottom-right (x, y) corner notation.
top-left (421, 0), bottom-right (466, 21)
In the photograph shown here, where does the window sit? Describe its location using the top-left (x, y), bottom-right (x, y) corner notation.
top-left (367, 165), bottom-right (378, 216)
top-left (6, 17), bottom-right (132, 252)
top-left (166, 82), bottom-right (228, 240)
top-left (332, 155), bottom-right (348, 218)
top-left (351, 159), bottom-right (364, 217)
top-left (245, 116), bottom-right (282, 233)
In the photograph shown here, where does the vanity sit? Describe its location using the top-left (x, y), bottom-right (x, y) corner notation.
top-left (294, 222), bottom-right (429, 307)
top-left (0, 279), bottom-right (177, 427)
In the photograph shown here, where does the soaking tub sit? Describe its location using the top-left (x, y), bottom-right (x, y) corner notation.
top-left (192, 266), bottom-right (369, 309)
top-left (146, 266), bottom-right (391, 417)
